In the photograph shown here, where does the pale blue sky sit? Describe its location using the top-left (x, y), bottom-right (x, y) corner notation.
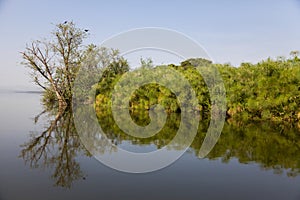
top-left (0, 0), bottom-right (300, 89)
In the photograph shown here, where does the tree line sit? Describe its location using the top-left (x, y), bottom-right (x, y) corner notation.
top-left (95, 54), bottom-right (300, 122)
top-left (22, 22), bottom-right (300, 122)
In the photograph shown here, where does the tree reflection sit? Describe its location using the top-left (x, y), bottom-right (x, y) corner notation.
top-left (20, 105), bottom-right (300, 188)
top-left (96, 105), bottom-right (300, 177)
top-left (193, 120), bottom-right (300, 177)
top-left (20, 107), bottom-right (88, 188)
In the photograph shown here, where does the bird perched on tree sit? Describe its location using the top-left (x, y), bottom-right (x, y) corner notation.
top-left (84, 29), bottom-right (89, 32)
top-left (64, 21), bottom-right (68, 24)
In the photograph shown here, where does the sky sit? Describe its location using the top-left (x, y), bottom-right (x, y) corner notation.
top-left (0, 0), bottom-right (300, 90)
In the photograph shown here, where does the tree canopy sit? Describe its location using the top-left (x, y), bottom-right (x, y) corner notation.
top-left (21, 22), bottom-right (128, 109)
top-left (95, 54), bottom-right (300, 122)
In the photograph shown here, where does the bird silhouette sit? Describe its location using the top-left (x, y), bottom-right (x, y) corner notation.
top-left (64, 21), bottom-right (67, 24)
top-left (84, 29), bottom-right (89, 32)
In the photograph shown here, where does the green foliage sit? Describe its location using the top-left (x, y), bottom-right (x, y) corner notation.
top-left (220, 54), bottom-right (300, 121)
top-left (74, 45), bottom-right (129, 103)
top-left (95, 52), bottom-right (300, 122)
top-left (95, 58), bottom-right (212, 116)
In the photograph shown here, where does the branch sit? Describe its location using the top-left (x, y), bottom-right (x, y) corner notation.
top-left (34, 77), bottom-right (47, 90)
top-left (22, 51), bottom-right (50, 82)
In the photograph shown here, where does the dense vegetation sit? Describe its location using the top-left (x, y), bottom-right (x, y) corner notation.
top-left (22, 22), bottom-right (300, 122)
top-left (220, 52), bottom-right (300, 122)
top-left (95, 52), bottom-right (300, 122)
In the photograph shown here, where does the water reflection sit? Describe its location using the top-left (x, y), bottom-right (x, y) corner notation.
top-left (19, 107), bottom-right (88, 188)
top-left (205, 120), bottom-right (300, 177)
top-left (20, 105), bottom-right (300, 188)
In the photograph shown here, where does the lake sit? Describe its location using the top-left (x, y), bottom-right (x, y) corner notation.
top-left (1, 92), bottom-right (300, 200)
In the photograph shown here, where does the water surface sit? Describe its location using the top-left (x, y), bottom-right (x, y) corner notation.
top-left (1, 92), bottom-right (300, 200)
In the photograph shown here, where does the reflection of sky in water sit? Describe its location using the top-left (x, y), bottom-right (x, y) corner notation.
top-left (118, 140), bottom-right (158, 153)
top-left (0, 92), bottom-right (42, 132)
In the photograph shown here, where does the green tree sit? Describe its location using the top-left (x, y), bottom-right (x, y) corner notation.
top-left (21, 22), bottom-right (129, 110)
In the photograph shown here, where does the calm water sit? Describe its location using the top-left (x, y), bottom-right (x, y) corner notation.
top-left (1, 92), bottom-right (300, 200)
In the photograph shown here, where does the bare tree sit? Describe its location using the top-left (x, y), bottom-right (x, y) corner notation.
top-left (21, 22), bottom-right (88, 109)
